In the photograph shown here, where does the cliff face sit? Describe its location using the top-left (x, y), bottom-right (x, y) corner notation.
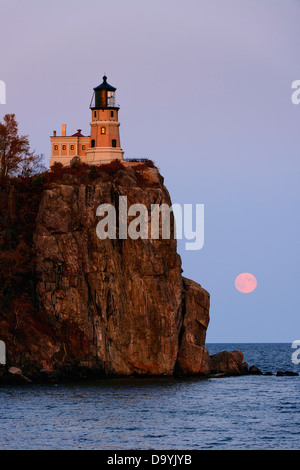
top-left (0, 163), bottom-right (210, 380)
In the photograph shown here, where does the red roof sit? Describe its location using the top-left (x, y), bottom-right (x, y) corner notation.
top-left (72, 129), bottom-right (84, 137)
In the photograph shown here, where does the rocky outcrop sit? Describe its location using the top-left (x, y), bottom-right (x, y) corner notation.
top-left (208, 350), bottom-right (249, 376)
top-left (248, 365), bottom-right (262, 375)
top-left (276, 370), bottom-right (299, 377)
top-left (175, 278), bottom-right (209, 376)
top-left (0, 162), bottom-right (210, 381)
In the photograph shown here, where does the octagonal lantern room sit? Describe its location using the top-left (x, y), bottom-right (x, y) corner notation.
top-left (90, 75), bottom-right (119, 109)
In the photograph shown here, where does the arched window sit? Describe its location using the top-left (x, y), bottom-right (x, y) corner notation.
top-left (101, 127), bottom-right (106, 134)
top-left (112, 139), bottom-right (117, 148)
top-left (91, 139), bottom-right (95, 148)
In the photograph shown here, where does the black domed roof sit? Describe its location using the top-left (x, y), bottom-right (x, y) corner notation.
top-left (93, 75), bottom-right (116, 92)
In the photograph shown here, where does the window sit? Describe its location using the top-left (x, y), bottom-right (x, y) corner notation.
top-left (54, 145), bottom-right (58, 150)
top-left (94, 111), bottom-right (97, 118)
top-left (62, 145), bottom-right (66, 150)
top-left (91, 140), bottom-right (95, 148)
top-left (111, 111), bottom-right (114, 118)
top-left (101, 127), bottom-right (106, 134)
top-left (82, 145), bottom-right (86, 150)
top-left (70, 145), bottom-right (74, 150)
top-left (112, 139), bottom-right (117, 148)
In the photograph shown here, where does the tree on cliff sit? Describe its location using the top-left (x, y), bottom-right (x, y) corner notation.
top-left (18, 152), bottom-right (47, 178)
top-left (0, 114), bottom-right (45, 178)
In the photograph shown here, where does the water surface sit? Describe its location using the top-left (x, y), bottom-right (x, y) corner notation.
top-left (0, 343), bottom-right (299, 450)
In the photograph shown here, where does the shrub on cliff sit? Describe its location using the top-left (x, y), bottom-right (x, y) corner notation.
top-left (50, 161), bottom-right (64, 176)
top-left (98, 159), bottom-right (124, 175)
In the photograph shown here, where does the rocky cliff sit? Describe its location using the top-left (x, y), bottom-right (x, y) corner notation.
top-left (0, 161), bottom-right (210, 381)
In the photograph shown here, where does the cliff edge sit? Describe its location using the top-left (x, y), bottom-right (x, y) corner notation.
top-left (0, 161), bottom-right (210, 381)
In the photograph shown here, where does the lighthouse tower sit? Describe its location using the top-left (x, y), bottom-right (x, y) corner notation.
top-left (86, 76), bottom-right (124, 163)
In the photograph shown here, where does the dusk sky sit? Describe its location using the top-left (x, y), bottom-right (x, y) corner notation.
top-left (1, 0), bottom-right (299, 342)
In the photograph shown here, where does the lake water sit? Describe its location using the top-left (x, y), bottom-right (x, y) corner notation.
top-left (0, 343), bottom-right (299, 450)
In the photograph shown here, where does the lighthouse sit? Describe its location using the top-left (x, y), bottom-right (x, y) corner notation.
top-left (49, 76), bottom-right (124, 168)
top-left (86, 76), bottom-right (124, 163)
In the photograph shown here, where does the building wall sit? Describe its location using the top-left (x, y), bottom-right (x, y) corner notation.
top-left (49, 136), bottom-right (90, 167)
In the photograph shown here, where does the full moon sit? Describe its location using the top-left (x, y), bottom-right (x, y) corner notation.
top-left (235, 273), bottom-right (257, 293)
